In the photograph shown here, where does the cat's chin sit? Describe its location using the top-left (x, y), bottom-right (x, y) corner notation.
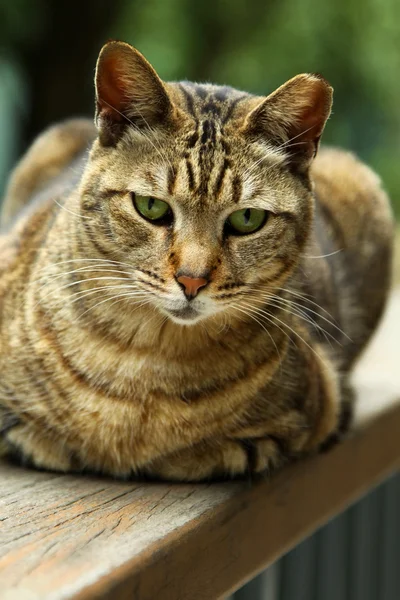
top-left (163, 306), bottom-right (206, 326)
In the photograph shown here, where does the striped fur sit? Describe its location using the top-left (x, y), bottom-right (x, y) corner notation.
top-left (0, 42), bottom-right (394, 481)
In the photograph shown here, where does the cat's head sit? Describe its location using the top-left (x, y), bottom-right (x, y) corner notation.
top-left (80, 40), bottom-right (332, 325)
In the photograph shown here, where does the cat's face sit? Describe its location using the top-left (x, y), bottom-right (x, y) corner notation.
top-left (80, 42), bottom-right (332, 325)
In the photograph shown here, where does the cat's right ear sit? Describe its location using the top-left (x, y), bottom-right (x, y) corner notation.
top-left (95, 41), bottom-right (173, 146)
top-left (243, 74), bottom-right (333, 172)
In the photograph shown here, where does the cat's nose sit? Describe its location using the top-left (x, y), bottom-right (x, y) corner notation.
top-left (176, 273), bottom-right (209, 300)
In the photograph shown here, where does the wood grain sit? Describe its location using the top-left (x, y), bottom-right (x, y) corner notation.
top-left (0, 290), bottom-right (399, 600)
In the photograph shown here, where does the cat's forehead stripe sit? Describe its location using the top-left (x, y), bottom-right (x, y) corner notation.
top-left (213, 158), bottom-right (230, 199)
top-left (178, 83), bottom-right (248, 122)
top-left (185, 159), bottom-right (196, 192)
top-left (167, 165), bottom-right (178, 196)
top-left (122, 82), bottom-right (287, 204)
top-left (201, 120), bottom-right (217, 145)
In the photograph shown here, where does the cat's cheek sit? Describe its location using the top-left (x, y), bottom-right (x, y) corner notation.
top-left (107, 213), bottom-right (154, 250)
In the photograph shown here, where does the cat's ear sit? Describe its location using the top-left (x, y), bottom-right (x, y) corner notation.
top-left (244, 74), bottom-right (333, 170)
top-left (95, 41), bottom-right (173, 146)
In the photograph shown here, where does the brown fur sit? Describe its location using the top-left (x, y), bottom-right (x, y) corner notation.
top-left (0, 42), bottom-right (394, 481)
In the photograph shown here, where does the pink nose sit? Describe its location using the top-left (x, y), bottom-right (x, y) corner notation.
top-left (177, 275), bottom-right (208, 299)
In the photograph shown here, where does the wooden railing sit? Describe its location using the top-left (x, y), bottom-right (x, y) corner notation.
top-left (1, 289), bottom-right (399, 600)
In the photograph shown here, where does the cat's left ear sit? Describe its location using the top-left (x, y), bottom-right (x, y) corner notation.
top-left (95, 40), bottom-right (173, 146)
top-left (244, 74), bottom-right (333, 171)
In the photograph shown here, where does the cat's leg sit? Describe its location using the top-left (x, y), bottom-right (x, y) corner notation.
top-left (145, 343), bottom-right (344, 482)
top-left (144, 410), bottom-right (340, 483)
top-left (144, 408), bottom-right (330, 483)
top-left (145, 439), bottom-right (250, 482)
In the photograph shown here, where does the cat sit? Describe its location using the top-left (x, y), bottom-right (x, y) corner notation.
top-left (0, 41), bottom-right (394, 481)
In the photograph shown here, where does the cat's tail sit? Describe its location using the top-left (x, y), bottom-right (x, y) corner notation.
top-left (1, 118), bottom-right (97, 228)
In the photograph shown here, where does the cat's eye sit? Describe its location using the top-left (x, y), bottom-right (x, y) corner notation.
top-left (226, 208), bottom-right (268, 235)
top-left (132, 193), bottom-right (172, 223)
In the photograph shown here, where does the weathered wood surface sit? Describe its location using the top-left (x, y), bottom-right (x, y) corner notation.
top-left (0, 290), bottom-right (399, 600)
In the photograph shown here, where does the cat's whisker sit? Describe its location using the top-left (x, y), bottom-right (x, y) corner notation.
top-left (264, 286), bottom-right (352, 341)
top-left (74, 290), bottom-right (154, 322)
top-left (250, 296), bottom-right (339, 347)
top-left (281, 140), bottom-right (310, 148)
top-left (36, 285), bottom-right (148, 317)
top-left (275, 124), bottom-right (316, 151)
top-left (42, 265), bottom-right (135, 277)
top-left (244, 290), bottom-right (340, 346)
top-left (241, 125), bottom-right (317, 182)
top-left (36, 257), bottom-right (137, 273)
top-left (219, 312), bottom-right (231, 335)
top-left (241, 152), bottom-right (285, 181)
top-left (26, 274), bottom-right (139, 314)
top-left (248, 290), bottom-right (336, 341)
top-left (34, 266), bottom-right (136, 287)
top-left (36, 275), bottom-right (137, 301)
top-left (53, 197), bottom-right (93, 221)
top-left (229, 303), bottom-right (283, 363)
top-left (66, 286), bottom-right (147, 305)
top-left (259, 283), bottom-right (340, 321)
top-left (302, 248), bottom-right (343, 259)
top-left (239, 299), bottom-right (330, 368)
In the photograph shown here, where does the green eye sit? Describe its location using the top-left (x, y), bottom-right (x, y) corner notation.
top-left (133, 194), bottom-right (171, 223)
top-left (226, 208), bottom-right (268, 235)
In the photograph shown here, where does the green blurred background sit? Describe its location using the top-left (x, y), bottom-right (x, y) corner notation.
top-left (0, 0), bottom-right (399, 217)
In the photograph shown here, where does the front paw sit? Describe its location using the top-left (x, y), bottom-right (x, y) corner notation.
top-left (3, 422), bottom-right (74, 473)
top-left (238, 436), bottom-right (288, 475)
top-left (144, 436), bottom-right (286, 482)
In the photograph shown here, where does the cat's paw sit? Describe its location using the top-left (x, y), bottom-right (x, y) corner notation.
top-left (144, 440), bottom-right (247, 481)
top-left (237, 436), bottom-right (288, 475)
top-left (143, 436), bottom-right (287, 482)
top-left (2, 421), bottom-right (74, 473)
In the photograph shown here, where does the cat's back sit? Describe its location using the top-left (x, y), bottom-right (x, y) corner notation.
top-left (308, 147), bottom-right (394, 366)
top-left (311, 147), bottom-right (393, 247)
top-left (0, 119), bottom-right (96, 229)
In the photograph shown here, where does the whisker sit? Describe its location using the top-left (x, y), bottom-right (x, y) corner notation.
top-left (261, 284), bottom-right (340, 322)
top-left (247, 289), bottom-right (341, 341)
top-left (275, 124), bottom-right (316, 151)
top-left (242, 124), bottom-right (318, 181)
top-left (52, 197), bottom-right (93, 221)
top-left (67, 286), bottom-right (147, 305)
top-left (35, 257), bottom-right (138, 273)
top-left (34, 266), bottom-right (135, 287)
top-left (266, 287), bottom-right (352, 341)
top-left (74, 291), bottom-right (154, 321)
top-left (245, 294), bottom-right (339, 347)
top-left (230, 303), bottom-right (282, 363)
top-left (303, 249), bottom-right (343, 259)
top-left (36, 275), bottom-right (137, 301)
top-left (240, 299), bottom-right (329, 368)
top-left (241, 152), bottom-right (285, 181)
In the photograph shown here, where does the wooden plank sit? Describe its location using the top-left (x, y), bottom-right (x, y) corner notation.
top-left (0, 290), bottom-right (399, 600)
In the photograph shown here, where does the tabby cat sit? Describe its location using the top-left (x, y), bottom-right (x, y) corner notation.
top-left (0, 41), bottom-right (393, 481)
